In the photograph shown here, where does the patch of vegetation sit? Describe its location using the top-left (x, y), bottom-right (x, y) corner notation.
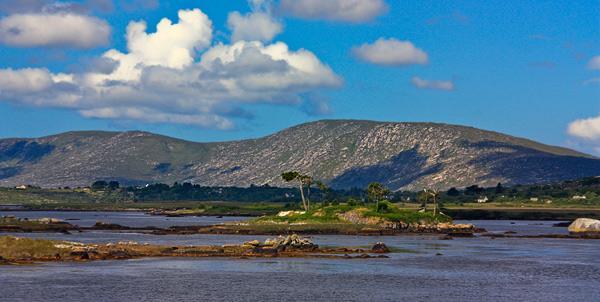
top-left (362, 202), bottom-right (452, 224)
top-left (0, 236), bottom-right (65, 260)
top-left (254, 202), bottom-right (450, 225)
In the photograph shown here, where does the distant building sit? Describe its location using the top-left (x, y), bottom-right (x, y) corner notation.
top-left (529, 197), bottom-right (539, 202)
top-left (572, 195), bottom-right (587, 200)
top-left (477, 196), bottom-right (488, 203)
top-left (15, 185), bottom-right (27, 190)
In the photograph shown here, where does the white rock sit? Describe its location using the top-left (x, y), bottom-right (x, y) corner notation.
top-left (277, 211), bottom-right (305, 217)
top-left (568, 218), bottom-right (600, 233)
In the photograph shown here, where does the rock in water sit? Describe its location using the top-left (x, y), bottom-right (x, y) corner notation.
top-left (568, 218), bottom-right (600, 233)
top-left (371, 242), bottom-right (390, 253)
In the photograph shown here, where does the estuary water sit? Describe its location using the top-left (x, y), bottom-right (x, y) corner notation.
top-left (0, 212), bottom-right (599, 301)
top-left (0, 210), bottom-right (244, 228)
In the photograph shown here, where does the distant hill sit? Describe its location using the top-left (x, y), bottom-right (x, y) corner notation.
top-left (1, 119), bottom-right (599, 190)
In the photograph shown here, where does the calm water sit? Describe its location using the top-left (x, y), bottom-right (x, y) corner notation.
top-left (0, 211), bottom-right (245, 228)
top-left (1, 213), bottom-right (599, 301)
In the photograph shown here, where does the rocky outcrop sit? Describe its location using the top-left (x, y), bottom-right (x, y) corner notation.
top-left (0, 216), bottom-right (76, 233)
top-left (263, 234), bottom-right (318, 251)
top-left (336, 208), bottom-right (384, 225)
top-left (568, 218), bottom-right (600, 234)
top-left (335, 208), bottom-right (475, 235)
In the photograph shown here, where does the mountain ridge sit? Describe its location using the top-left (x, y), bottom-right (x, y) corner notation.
top-left (1, 119), bottom-right (598, 190)
top-left (4, 119), bottom-right (593, 159)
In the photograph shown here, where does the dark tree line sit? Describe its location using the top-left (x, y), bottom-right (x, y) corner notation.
top-left (86, 176), bottom-right (600, 204)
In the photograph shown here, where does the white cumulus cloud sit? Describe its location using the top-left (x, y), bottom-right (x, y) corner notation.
top-left (227, 11), bottom-right (282, 42)
top-left (124, 8), bottom-right (212, 69)
top-left (353, 38), bottom-right (428, 66)
top-left (279, 0), bottom-right (387, 23)
top-left (0, 13), bottom-right (110, 48)
top-left (587, 55), bottom-right (600, 70)
top-left (568, 115), bottom-right (600, 141)
top-left (0, 8), bottom-right (341, 129)
top-left (411, 76), bottom-right (454, 91)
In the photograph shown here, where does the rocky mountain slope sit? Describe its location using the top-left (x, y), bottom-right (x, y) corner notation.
top-left (1, 120), bottom-right (599, 190)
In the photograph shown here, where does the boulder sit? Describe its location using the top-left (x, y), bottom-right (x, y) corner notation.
top-left (277, 211), bottom-right (305, 217)
top-left (370, 242), bottom-right (390, 253)
top-left (37, 217), bottom-right (64, 224)
top-left (568, 218), bottom-right (600, 233)
top-left (263, 234), bottom-right (317, 250)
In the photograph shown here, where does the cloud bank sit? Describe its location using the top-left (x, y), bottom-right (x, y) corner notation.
top-left (0, 8), bottom-right (341, 129)
top-left (0, 13), bottom-right (110, 48)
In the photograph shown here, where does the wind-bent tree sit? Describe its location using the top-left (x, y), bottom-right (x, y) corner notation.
top-left (281, 171), bottom-right (313, 211)
top-left (423, 189), bottom-right (440, 216)
top-left (301, 174), bottom-right (313, 204)
top-left (367, 182), bottom-right (390, 213)
top-left (418, 190), bottom-right (429, 212)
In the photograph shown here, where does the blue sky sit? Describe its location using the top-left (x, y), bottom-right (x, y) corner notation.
top-left (0, 0), bottom-right (599, 154)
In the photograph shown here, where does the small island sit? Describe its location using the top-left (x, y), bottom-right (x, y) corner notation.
top-left (0, 234), bottom-right (390, 265)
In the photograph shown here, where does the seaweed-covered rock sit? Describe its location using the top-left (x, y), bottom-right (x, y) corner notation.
top-left (92, 221), bottom-right (129, 230)
top-left (371, 242), bottom-right (390, 253)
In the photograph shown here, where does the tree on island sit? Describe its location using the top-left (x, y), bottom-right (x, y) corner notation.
top-left (91, 180), bottom-right (120, 191)
top-left (281, 171), bottom-right (313, 211)
top-left (91, 180), bottom-right (108, 190)
top-left (495, 183), bottom-right (504, 194)
top-left (108, 181), bottom-right (120, 190)
top-left (367, 182), bottom-right (391, 213)
top-left (315, 180), bottom-right (331, 203)
top-left (446, 187), bottom-right (460, 197)
top-left (422, 188), bottom-right (440, 216)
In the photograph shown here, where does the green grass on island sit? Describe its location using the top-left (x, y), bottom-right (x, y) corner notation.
top-left (252, 201), bottom-right (452, 225)
top-left (0, 236), bottom-right (67, 261)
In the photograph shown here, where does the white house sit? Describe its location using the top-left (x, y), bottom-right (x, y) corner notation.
top-left (477, 196), bottom-right (488, 203)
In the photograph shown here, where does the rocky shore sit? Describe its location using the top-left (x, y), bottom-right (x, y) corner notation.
top-left (1, 214), bottom-right (481, 236)
top-left (0, 235), bottom-right (389, 265)
top-left (0, 216), bottom-right (77, 233)
top-left (146, 221), bottom-right (481, 236)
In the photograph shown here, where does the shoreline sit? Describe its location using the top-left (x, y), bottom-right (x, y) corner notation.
top-left (2, 219), bottom-right (599, 239)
